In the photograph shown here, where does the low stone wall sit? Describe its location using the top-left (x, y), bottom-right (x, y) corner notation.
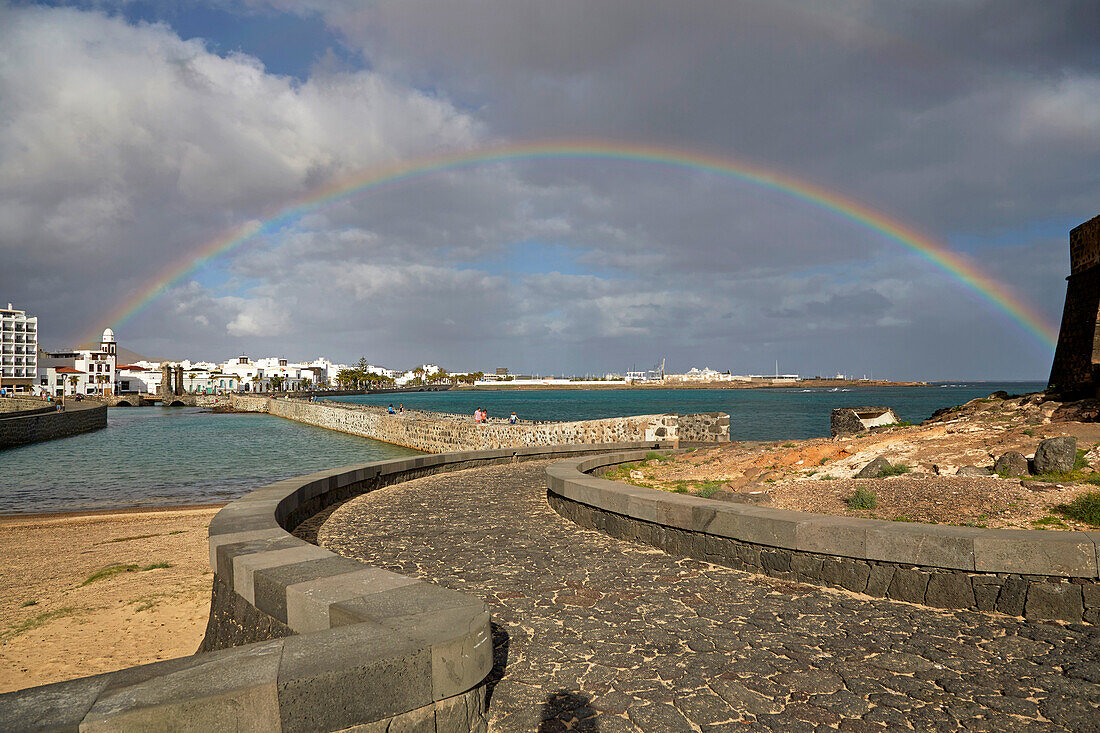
top-left (0, 441), bottom-right (664, 731)
top-left (230, 394), bottom-right (728, 452)
top-left (0, 401), bottom-right (106, 450)
top-left (547, 452), bottom-right (1100, 624)
top-left (677, 411), bottom-right (730, 443)
top-left (0, 396), bottom-right (50, 414)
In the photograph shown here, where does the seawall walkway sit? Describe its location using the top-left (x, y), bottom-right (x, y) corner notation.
top-left (316, 459), bottom-right (1100, 731)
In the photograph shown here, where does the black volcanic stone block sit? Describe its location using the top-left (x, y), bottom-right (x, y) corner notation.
top-left (1024, 582), bottom-right (1084, 623)
top-left (887, 568), bottom-right (930, 604)
top-left (995, 577), bottom-right (1028, 617)
top-left (822, 559), bottom-right (870, 593)
top-left (865, 565), bottom-right (895, 597)
top-left (924, 573), bottom-right (975, 610)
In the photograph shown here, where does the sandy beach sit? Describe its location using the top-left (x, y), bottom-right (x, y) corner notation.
top-left (0, 505), bottom-right (221, 694)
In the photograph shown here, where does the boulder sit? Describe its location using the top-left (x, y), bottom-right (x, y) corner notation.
top-left (831, 407), bottom-right (899, 438)
top-left (1033, 436), bottom-right (1077, 475)
top-left (993, 451), bottom-right (1029, 478)
top-left (956, 465), bottom-right (992, 477)
top-left (855, 456), bottom-right (890, 479)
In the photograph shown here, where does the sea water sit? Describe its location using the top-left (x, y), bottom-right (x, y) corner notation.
top-left (0, 407), bottom-right (420, 514)
top-left (337, 382), bottom-right (1046, 441)
top-left (0, 382), bottom-right (1044, 514)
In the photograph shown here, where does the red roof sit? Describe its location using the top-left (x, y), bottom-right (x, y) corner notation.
top-left (117, 364), bottom-right (146, 371)
top-left (55, 366), bottom-right (84, 374)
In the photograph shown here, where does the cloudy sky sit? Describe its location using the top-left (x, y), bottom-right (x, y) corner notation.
top-left (1, 1), bottom-right (1097, 379)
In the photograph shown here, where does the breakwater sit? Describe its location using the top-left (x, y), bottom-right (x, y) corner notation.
top-left (230, 394), bottom-right (729, 452)
top-left (0, 400), bottom-right (106, 450)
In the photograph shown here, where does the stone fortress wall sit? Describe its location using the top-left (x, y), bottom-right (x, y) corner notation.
top-left (0, 398), bottom-right (106, 450)
top-left (1049, 213), bottom-right (1100, 396)
top-left (230, 394), bottom-right (729, 452)
top-left (547, 451), bottom-right (1100, 625)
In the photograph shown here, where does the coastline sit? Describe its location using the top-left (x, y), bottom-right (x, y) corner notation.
top-left (0, 502), bottom-right (227, 522)
top-left (454, 379), bottom-right (927, 390)
top-left (0, 505), bottom-right (219, 693)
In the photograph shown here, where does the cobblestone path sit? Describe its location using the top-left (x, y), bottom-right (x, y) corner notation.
top-left (315, 461), bottom-right (1100, 732)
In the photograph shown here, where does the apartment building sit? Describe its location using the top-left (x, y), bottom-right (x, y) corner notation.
top-left (0, 303), bottom-right (38, 394)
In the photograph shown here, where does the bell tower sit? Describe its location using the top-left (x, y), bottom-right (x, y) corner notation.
top-left (100, 327), bottom-right (117, 357)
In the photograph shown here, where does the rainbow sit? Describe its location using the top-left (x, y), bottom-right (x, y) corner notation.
top-left (88, 140), bottom-right (1058, 349)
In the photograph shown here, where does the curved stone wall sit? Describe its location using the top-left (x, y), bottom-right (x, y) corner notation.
top-left (0, 441), bottom-right (662, 732)
top-left (547, 451), bottom-right (1100, 624)
top-left (0, 401), bottom-right (106, 450)
top-left (0, 396), bottom-right (53, 414)
top-left (230, 394), bottom-right (729, 452)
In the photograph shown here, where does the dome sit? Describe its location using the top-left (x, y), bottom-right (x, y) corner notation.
top-left (101, 328), bottom-right (115, 343)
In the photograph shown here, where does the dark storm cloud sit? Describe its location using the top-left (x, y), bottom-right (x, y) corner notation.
top-left (283, 0), bottom-right (1100, 230)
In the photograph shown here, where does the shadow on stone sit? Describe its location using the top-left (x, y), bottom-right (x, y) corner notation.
top-left (538, 690), bottom-right (598, 732)
top-left (484, 622), bottom-right (511, 708)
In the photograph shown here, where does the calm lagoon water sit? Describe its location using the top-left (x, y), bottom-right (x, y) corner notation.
top-left (0, 381), bottom-right (1044, 514)
top-left (0, 407), bottom-right (420, 515)
top-left (337, 382), bottom-right (1047, 442)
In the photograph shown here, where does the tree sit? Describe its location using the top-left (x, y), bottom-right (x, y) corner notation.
top-left (250, 374), bottom-right (260, 393)
top-left (269, 375), bottom-right (284, 392)
top-left (68, 374), bottom-right (79, 399)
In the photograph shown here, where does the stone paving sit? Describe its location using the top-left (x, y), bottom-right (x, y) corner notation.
top-left (312, 460), bottom-right (1100, 732)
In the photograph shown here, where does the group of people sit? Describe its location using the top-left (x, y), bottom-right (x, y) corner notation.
top-left (473, 407), bottom-right (518, 424)
top-left (381, 402), bottom-right (517, 423)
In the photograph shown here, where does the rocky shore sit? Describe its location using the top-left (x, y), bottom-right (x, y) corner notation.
top-left (611, 391), bottom-right (1100, 531)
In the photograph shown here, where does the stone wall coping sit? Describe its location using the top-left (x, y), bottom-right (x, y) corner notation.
top-left (547, 451), bottom-right (1100, 580)
top-left (0, 440), bottom-right (662, 732)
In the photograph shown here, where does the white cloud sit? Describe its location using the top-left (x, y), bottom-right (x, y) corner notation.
top-left (0, 4), bottom-right (479, 283)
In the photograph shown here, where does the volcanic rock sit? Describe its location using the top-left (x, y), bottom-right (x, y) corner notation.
top-left (993, 451), bottom-right (1029, 478)
top-left (855, 456), bottom-right (890, 479)
top-left (956, 465), bottom-right (992, 477)
top-left (1033, 436), bottom-right (1077, 475)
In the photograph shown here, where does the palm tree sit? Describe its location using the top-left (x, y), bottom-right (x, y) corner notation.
top-left (68, 374), bottom-right (79, 400)
top-left (250, 374), bottom-right (260, 393)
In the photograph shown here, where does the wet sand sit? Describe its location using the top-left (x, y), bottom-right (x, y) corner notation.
top-left (0, 505), bottom-right (221, 693)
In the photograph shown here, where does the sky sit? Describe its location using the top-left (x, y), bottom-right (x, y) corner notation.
top-left (1, 1), bottom-right (1098, 379)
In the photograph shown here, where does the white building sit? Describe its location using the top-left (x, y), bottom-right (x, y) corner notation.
top-left (215, 355), bottom-right (336, 392)
top-left (37, 329), bottom-right (117, 398)
top-left (666, 367), bottom-right (736, 383)
top-left (0, 303), bottom-right (38, 394)
top-left (115, 363), bottom-right (160, 394)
